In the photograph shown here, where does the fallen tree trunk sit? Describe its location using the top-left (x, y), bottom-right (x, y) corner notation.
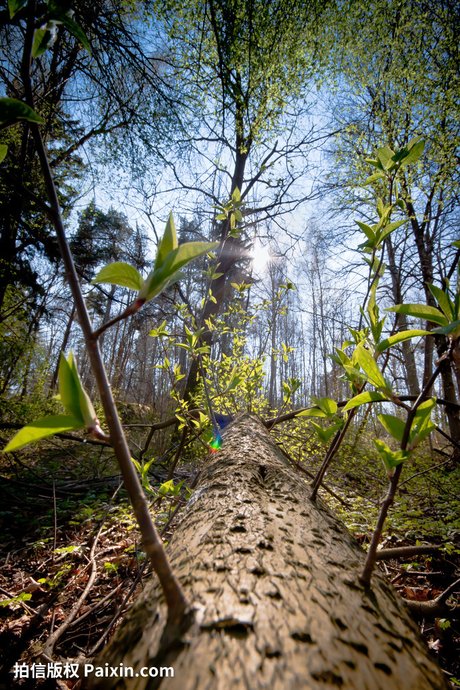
top-left (87, 415), bottom-right (447, 690)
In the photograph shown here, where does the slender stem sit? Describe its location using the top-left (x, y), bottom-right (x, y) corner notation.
top-left (310, 407), bottom-right (357, 501)
top-left (92, 299), bottom-right (144, 339)
top-left (21, 29), bottom-right (187, 618)
top-left (359, 361), bottom-right (444, 587)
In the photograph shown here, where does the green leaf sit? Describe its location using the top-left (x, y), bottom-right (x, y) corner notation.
top-left (139, 241), bottom-right (218, 302)
top-left (158, 479), bottom-right (175, 496)
top-left (310, 422), bottom-right (339, 444)
top-left (231, 186), bottom-right (241, 202)
top-left (387, 304), bottom-right (448, 326)
top-left (0, 144), bottom-right (7, 162)
top-left (342, 391), bottom-right (388, 412)
top-left (412, 398), bottom-right (435, 429)
top-left (353, 342), bottom-right (387, 389)
top-left (0, 97), bottom-right (44, 126)
top-left (409, 398), bottom-right (436, 448)
top-left (355, 220), bottom-right (376, 243)
top-left (376, 329), bottom-right (430, 354)
top-left (297, 407), bottom-right (327, 418)
top-left (378, 219), bottom-right (408, 243)
top-left (398, 139), bottom-right (425, 168)
top-left (92, 262), bottom-right (143, 290)
top-left (59, 14), bottom-right (91, 54)
top-left (365, 157), bottom-right (383, 170)
top-left (32, 27), bottom-right (54, 58)
top-left (364, 172), bottom-right (386, 184)
top-left (0, 592), bottom-right (32, 607)
top-left (58, 352), bottom-right (97, 428)
top-left (8, 0), bottom-right (27, 18)
top-left (312, 396), bottom-right (338, 416)
top-left (378, 413), bottom-right (405, 443)
top-left (377, 145), bottom-right (396, 170)
top-left (58, 352), bottom-right (84, 422)
top-left (374, 439), bottom-right (408, 473)
top-left (67, 352), bottom-right (97, 428)
top-left (432, 320), bottom-right (460, 338)
top-left (3, 415), bottom-right (83, 452)
top-left (428, 284), bottom-right (454, 321)
top-left (155, 213), bottom-right (178, 271)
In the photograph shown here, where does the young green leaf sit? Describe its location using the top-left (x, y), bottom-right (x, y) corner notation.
top-left (58, 352), bottom-right (84, 422)
top-left (32, 26), bottom-right (54, 58)
top-left (378, 413), bottom-right (405, 443)
top-left (138, 241), bottom-right (218, 302)
top-left (231, 187), bottom-right (241, 203)
top-left (365, 157), bottom-right (383, 170)
top-left (92, 262), bottom-right (144, 290)
top-left (378, 219), bottom-right (408, 244)
top-left (58, 352), bottom-right (97, 428)
top-left (398, 139), bottom-right (425, 168)
top-left (432, 320), bottom-right (460, 338)
top-left (3, 415), bottom-right (83, 452)
top-left (355, 220), bottom-right (376, 243)
top-left (59, 14), bottom-right (91, 54)
top-left (297, 407), bottom-right (327, 418)
top-left (364, 172), bottom-right (386, 185)
top-left (374, 439), bottom-right (408, 474)
top-left (408, 398), bottom-right (436, 448)
top-left (0, 97), bottom-right (44, 126)
top-left (353, 342), bottom-right (387, 389)
top-left (0, 144), bottom-right (7, 163)
top-left (8, 0), bottom-right (28, 18)
top-left (342, 391), bottom-right (388, 412)
top-left (376, 329), bottom-right (430, 354)
top-left (155, 213), bottom-right (178, 270)
top-left (428, 284), bottom-right (454, 321)
top-left (387, 304), bottom-right (448, 326)
top-left (311, 396), bottom-right (338, 416)
top-left (158, 479), bottom-right (176, 496)
top-left (377, 145), bottom-right (396, 170)
top-left (67, 352), bottom-right (98, 428)
top-left (310, 422), bottom-right (340, 444)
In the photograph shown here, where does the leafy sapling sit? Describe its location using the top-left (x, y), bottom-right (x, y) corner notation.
top-left (4, 352), bottom-right (108, 452)
top-left (92, 214), bottom-right (218, 336)
top-left (0, 1), bottom-right (217, 625)
top-left (310, 138), bottom-right (431, 505)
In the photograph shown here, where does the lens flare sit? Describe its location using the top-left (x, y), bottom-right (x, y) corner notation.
top-left (209, 433), bottom-right (222, 452)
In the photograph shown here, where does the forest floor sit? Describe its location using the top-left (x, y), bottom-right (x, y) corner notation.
top-left (0, 427), bottom-right (459, 689)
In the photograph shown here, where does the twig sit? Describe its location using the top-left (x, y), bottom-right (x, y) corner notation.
top-left (42, 523), bottom-right (104, 657)
top-left (376, 545), bottom-right (442, 561)
top-left (275, 443), bottom-right (350, 507)
top-left (52, 481), bottom-right (57, 562)
top-left (67, 582), bottom-right (125, 630)
top-left (402, 577), bottom-right (460, 617)
top-left (87, 561), bottom-right (148, 656)
top-left (167, 427), bottom-right (188, 480)
top-left (399, 458), bottom-right (455, 487)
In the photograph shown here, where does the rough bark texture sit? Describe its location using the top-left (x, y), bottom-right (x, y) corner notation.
top-left (88, 415), bottom-right (447, 690)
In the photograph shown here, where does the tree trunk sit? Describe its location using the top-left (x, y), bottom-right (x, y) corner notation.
top-left (87, 415), bottom-right (447, 690)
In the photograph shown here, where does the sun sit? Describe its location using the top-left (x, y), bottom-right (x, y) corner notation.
top-left (251, 240), bottom-right (272, 275)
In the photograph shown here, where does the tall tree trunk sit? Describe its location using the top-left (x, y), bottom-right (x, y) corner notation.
top-left (404, 194), bottom-right (460, 450)
top-left (87, 415), bottom-right (447, 690)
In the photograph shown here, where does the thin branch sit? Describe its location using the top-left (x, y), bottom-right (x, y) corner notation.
top-left (376, 544), bottom-right (442, 561)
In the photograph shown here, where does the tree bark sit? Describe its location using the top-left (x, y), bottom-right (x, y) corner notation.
top-left (87, 415), bottom-right (447, 690)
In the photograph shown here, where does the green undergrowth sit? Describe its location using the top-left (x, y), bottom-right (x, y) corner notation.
top-left (274, 417), bottom-right (460, 550)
